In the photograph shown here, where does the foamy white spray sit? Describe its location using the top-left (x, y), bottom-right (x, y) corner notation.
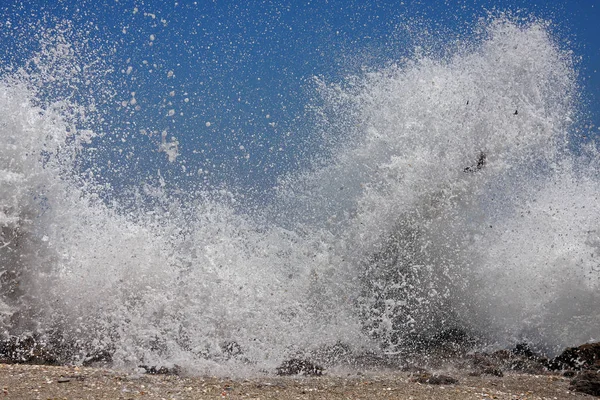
top-left (0, 17), bottom-right (598, 375)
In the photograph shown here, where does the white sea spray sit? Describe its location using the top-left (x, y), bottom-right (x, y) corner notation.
top-left (0, 16), bottom-right (598, 374)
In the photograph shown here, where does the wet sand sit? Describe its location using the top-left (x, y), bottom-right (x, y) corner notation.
top-left (0, 363), bottom-right (593, 400)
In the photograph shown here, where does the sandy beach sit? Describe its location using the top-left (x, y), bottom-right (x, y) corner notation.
top-left (0, 363), bottom-right (594, 400)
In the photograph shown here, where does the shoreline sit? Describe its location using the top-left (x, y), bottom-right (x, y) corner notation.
top-left (0, 363), bottom-right (594, 400)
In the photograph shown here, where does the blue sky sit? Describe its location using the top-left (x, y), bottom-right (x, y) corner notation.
top-left (1, 1), bottom-right (599, 199)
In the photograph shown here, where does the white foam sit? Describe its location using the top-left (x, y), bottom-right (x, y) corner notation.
top-left (0, 16), bottom-right (598, 374)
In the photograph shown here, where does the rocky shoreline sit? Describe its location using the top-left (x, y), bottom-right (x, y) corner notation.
top-left (1, 339), bottom-right (599, 398)
top-left (0, 363), bottom-right (596, 400)
top-left (268, 341), bottom-right (600, 397)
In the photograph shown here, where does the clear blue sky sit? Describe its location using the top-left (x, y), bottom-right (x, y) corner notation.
top-left (1, 1), bottom-right (599, 198)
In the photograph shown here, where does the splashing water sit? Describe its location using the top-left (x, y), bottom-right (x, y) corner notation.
top-left (0, 17), bottom-right (599, 374)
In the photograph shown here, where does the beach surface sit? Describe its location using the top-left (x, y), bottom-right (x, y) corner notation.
top-left (0, 363), bottom-right (594, 400)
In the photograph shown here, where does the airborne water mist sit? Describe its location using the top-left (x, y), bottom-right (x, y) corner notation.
top-left (1, 17), bottom-right (599, 374)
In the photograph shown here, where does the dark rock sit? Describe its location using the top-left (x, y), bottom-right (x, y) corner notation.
top-left (401, 365), bottom-right (429, 374)
top-left (0, 335), bottom-right (58, 365)
top-left (465, 348), bottom-right (547, 375)
top-left (222, 341), bottom-right (243, 357)
top-left (491, 350), bottom-right (512, 360)
top-left (61, 375), bottom-right (86, 381)
top-left (276, 359), bottom-right (323, 376)
top-left (464, 152), bottom-right (486, 173)
top-left (412, 373), bottom-right (458, 385)
top-left (512, 343), bottom-right (538, 359)
top-left (563, 370), bottom-right (576, 378)
top-left (312, 341), bottom-right (352, 365)
top-left (506, 358), bottom-right (547, 374)
top-left (549, 342), bottom-right (600, 371)
top-left (82, 349), bottom-right (112, 366)
top-left (138, 365), bottom-right (181, 375)
top-left (570, 371), bottom-right (600, 396)
top-left (467, 352), bottom-right (497, 368)
top-left (482, 367), bottom-right (504, 377)
top-left (463, 353), bottom-right (504, 377)
top-left (0, 331), bottom-right (117, 367)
